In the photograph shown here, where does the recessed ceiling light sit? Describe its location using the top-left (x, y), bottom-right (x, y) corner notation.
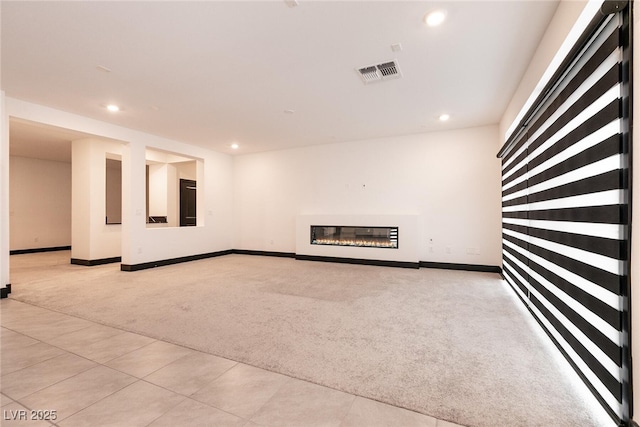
top-left (231, 143), bottom-right (239, 150)
top-left (424, 10), bottom-right (447, 27)
top-left (96, 65), bottom-right (112, 73)
top-left (106, 104), bottom-right (120, 112)
top-left (284, 109), bottom-right (295, 114)
top-left (439, 113), bottom-right (450, 122)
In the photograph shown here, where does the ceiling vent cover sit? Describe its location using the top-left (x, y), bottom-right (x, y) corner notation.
top-left (357, 59), bottom-right (402, 84)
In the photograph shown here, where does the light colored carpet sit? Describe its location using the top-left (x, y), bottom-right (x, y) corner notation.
top-left (8, 252), bottom-right (611, 427)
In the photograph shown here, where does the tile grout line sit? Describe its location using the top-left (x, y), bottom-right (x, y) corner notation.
top-left (244, 374), bottom-right (296, 424)
top-left (340, 394), bottom-right (360, 426)
top-left (3, 299), bottom-right (466, 427)
top-left (1, 327), bottom-right (139, 424)
top-left (4, 325), bottom-right (258, 426)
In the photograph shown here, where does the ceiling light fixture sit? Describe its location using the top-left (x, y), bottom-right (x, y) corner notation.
top-left (231, 143), bottom-right (239, 150)
top-left (439, 113), bottom-right (450, 122)
top-left (106, 104), bottom-right (120, 112)
top-left (424, 10), bottom-right (447, 27)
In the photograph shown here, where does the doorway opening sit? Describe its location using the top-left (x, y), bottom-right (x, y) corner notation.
top-left (180, 179), bottom-right (196, 227)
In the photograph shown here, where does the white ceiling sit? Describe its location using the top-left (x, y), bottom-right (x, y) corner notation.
top-left (2, 1), bottom-right (559, 159)
top-left (9, 119), bottom-right (90, 163)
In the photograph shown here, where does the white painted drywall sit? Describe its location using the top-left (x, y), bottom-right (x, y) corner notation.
top-left (72, 138), bottom-right (124, 261)
top-left (4, 98), bottom-right (234, 268)
top-left (631, 1), bottom-right (640, 421)
top-left (0, 92), bottom-right (9, 286)
top-left (233, 125), bottom-right (502, 267)
top-left (147, 158), bottom-right (197, 228)
top-left (500, 0), bottom-right (589, 144)
top-left (148, 164), bottom-right (170, 218)
top-left (9, 156), bottom-right (71, 250)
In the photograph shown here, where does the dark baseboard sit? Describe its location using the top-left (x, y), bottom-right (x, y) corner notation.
top-left (1, 284), bottom-right (11, 299)
top-left (419, 261), bottom-right (502, 274)
top-left (121, 250), bottom-right (233, 271)
top-left (10, 246), bottom-right (71, 255)
top-left (71, 257), bottom-right (122, 266)
top-left (62, 248), bottom-right (500, 274)
top-left (232, 249), bottom-right (295, 258)
top-left (295, 254), bottom-right (420, 269)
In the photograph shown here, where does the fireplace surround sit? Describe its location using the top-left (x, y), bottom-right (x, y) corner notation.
top-left (296, 215), bottom-right (420, 268)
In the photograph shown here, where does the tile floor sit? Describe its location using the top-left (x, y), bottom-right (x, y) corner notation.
top-left (1, 298), bottom-right (464, 427)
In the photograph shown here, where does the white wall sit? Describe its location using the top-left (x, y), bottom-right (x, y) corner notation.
top-left (71, 138), bottom-right (124, 261)
top-left (148, 160), bottom-right (197, 227)
top-left (631, 1), bottom-right (640, 421)
top-left (234, 125), bottom-right (502, 266)
top-left (148, 164), bottom-right (170, 218)
top-left (500, 0), bottom-right (589, 143)
top-left (9, 156), bottom-right (71, 250)
top-left (3, 98), bottom-right (234, 269)
top-left (1, 92), bottom-right (9, 287)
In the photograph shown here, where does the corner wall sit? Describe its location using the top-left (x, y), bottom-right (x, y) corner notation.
top-left (1, 92), bottom-right (10, 289)
top-left (71, 138), bottom-right (123, 262)
top-left (630, 2), bottom-right (640, 422)
top-left (233, 125), bottom-right (502, 267)
top-left (9, 156), bottom-right (71, 251)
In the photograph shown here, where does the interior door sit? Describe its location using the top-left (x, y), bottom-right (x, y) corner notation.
top-left (180, 179), bottom-right (196, 227)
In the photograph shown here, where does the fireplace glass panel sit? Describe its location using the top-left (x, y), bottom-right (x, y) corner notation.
top-left (310, 226), bottom-right (398, 248)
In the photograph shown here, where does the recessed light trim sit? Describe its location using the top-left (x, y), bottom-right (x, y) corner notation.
top-left (106, 104), bottom-right (120, 112)
top-left (424, 10), bottom-right (447, 27)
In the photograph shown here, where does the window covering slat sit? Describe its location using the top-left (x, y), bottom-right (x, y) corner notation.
top-left (498, 9), bottom-right (629, 421)
top-left (503, 205), bottom-right (627, 224)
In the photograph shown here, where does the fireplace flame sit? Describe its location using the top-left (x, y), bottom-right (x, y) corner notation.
top-left (312, 238), bottom-right (397, 248)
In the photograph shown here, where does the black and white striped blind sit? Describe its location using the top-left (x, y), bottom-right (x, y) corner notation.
top-left (499, 7), bottom-right (630, 424)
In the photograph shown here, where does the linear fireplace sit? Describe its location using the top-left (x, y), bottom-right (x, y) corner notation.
top-left (310, 226), bottom-right (398, 249)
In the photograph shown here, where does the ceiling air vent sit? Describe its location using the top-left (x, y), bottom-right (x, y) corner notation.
top-left (359, 66), bottom-right (380, 83)
top-left (357, 59), bottom-right (402, 84)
